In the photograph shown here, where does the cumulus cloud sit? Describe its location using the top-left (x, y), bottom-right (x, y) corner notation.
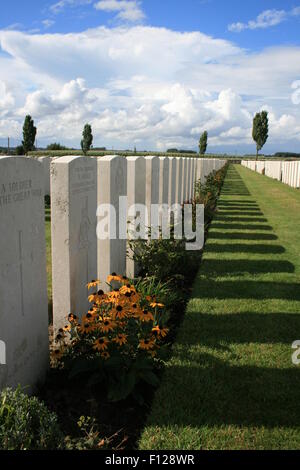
top-left (94, 0), bottom-right (145, 22)
top-left (228, 7), bottom-right (300, 33)
top-left (0, 25), bottom-right (300, 150)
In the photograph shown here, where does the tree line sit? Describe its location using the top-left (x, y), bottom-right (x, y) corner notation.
top-left (16, 112), bottom-right (269, 159)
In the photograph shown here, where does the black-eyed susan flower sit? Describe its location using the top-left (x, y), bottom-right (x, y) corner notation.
top-left (53, 349), bottom-right (64, 360)
top-left (101, 351), bottom-right (110, 360)
top-left (93, 337), bottom-right (109, 352)
top-left (78, 322), bottom-right (95, 334)
top-left (87, 280), bottom-right (101, 289)
top-left (139, 339), bottom-right (155, 350)
top-left (152, 326), bottom-right (169, 338)
top-left (150, 302), bottom-right (165, 309)
top-left (100, 319), bottom-right (116, 333)
top-left (136, 309), bottom-right (154, 323)
top-left (55, 333), bottom-right (65, 342)
top-left (111, 304), bottom-right (129, 320)
top-left (113, 334), bottom-right (128, 346)
top-left (68, 313), bottom-right (78, 322)
top-left (107, 273), bottom-right (123, 283)
top-left (82, 312), bottom-right (94, 323)
top-left (63, 324), bottom-right (71, 332)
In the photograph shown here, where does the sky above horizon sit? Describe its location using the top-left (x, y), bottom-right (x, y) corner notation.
top-left (0, 0), bottom-right (300, 154)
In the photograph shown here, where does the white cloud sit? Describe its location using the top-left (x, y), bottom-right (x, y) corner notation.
top-left (42, 20), bottom-right (55, 29)
top-left (94, 0), bottom-right (145, 22)
top-left (50, 0), bottom-right (92, 14)
top-left (229, 9), bottom-right (287, 32)
top-left (228, 6), bottom-right (300, 33)
top-left (0, 25), bottom-right (300, 150)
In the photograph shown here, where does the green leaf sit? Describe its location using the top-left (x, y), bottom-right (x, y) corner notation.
top-left (68, 358), bottom-right (101, 379)
top-left (107, 371), bottom-right (136, 402)
top-left (139, 370), bottom-right (160, 387)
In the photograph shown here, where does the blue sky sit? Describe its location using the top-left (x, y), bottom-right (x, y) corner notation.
top-left (0, 0), bottom-right (300, 153)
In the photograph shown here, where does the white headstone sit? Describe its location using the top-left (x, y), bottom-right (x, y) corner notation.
top-left (126, 156), bottom-right (146, 278)
top-left (38, 157), bottom-right (51, 196)
top-left (168, 157), bottom-right (177, 206)
top-left (0, 157), bottom-right (48, 391)
top-left (159, 157), bottom-right (170, 205)
top-left (145, 156), bottom-right (160, 228)
top-left (97, 156), bottom-right (127, 287)
top-left (51, 156), bottom-right (97, 331)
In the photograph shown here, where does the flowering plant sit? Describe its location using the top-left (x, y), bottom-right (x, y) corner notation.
top-left (52, 275), bottom-right (169, 402)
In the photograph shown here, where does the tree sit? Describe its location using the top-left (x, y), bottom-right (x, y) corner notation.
top-left (252, 111), bottom-right (269, 160)
top-left (81, 124), bottom-right (93, 155)
top-left (15, 145), bottom-right (24, 156)
top-left (199, 131), bottom-right (208, 156)
top-left (46, 143), bottom-right (68, 151)
top-left (22, 115), bottom-right (37, 154)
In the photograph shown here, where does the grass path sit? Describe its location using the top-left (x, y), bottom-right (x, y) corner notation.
top-left (139, 164), bottom-right (300, 450)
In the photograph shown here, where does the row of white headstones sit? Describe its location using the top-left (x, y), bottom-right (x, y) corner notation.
top-left (241, 160), bottom-right (300, 188)
top-left (0, 155), bottom-right (226, 392)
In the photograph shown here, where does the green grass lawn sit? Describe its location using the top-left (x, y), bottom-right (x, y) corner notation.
top-left (139, 164), bottom-right (300, 450)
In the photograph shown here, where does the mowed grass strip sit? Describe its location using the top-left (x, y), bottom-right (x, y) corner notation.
top-left (139, 164), bottom-right (300, 450)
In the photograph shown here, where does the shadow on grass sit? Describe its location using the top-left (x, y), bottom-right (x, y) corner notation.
top-left (212, 223), bottom-right (273, 231)
top-left (177, 313), bottom-right (300, 346)
top-left (150, 359), bottom-right (300, 428)
top-left (208, 231), bottom-right (278, 241)
top-left (205, 244), bottom-right (286, 254)
top-left (201, 259), bottom-right (295, 275)
top-left (193, 279), bottom-right (300, 300)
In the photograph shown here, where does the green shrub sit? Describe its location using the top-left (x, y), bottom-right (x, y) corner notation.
top-left (129, 237), bottom-right (200, 286)
top-left (15, 145), bottom-right (24, 156)
top-left (0, 387), bottom-right (63, 450)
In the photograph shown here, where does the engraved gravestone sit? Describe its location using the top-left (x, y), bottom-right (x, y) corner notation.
top-left (51, 156), bottom-right (97, 331)
top-left (0, 157), bottom-right (49, 391)
top-left (97, 156), bottom-right (127, 287)
top-left (126, 156), bottom-right (146, 278)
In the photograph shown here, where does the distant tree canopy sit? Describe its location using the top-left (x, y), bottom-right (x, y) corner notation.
top-left (199, 131), bottom-right (208, 156)
top-left (15, 145), bottom-right (24, 156)
top-left (46, 143), bottom-right (68, 150)
top-left (22, 115), bottom-right (37, 154)
top-left (252, 111), bottom-right (269, 159)
top-left (81, 124), bottom-right (93, 155)
top-left (166, 149), bottom-right (197, 154)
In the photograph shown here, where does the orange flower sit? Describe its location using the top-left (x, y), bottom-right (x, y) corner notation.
top-left (113, 333), bottom-right (128, 346)
top-left (100, 319), bottom-right (116, 333)
top-left (136, 309), bottom-right (154, 323)
top-left (150, 302), bottom-right (165, 309)
top-left (111, 304), bottom-right (129, 320)
top-left (68, 313), bottom-right (78, 323)
top-left (101, 351), bottom-right (110, 360)
top-left (82, 312), bottom-right (94, 323)
top-left (87, 280), bottom-right (101, 289)
top-left (152, 326), bottom-right (169, 338)
top-left (78, 322), bottom-right (96, 334)
top-left (107, 273), bottom-right (123, 283)
top-left (139, 339), bottom-right (155, 350)
top-left (93, 337), bottom-right (109, 352)
top-left (53, 348), bottom-right (64, 360)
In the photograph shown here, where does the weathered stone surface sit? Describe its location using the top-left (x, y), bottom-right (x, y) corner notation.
top-left (51, 156), bottom-right (97, 330)
top-left (97, 156), bottom-right (127, 286)
top-left (0, 157), bottom-right (48, 391)
top-left (168, 157), bottom-right (177, 206)
top-left (126, 156), bottom-right (146, 278)
top-left (159, 157), bottom-right (170, 205)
